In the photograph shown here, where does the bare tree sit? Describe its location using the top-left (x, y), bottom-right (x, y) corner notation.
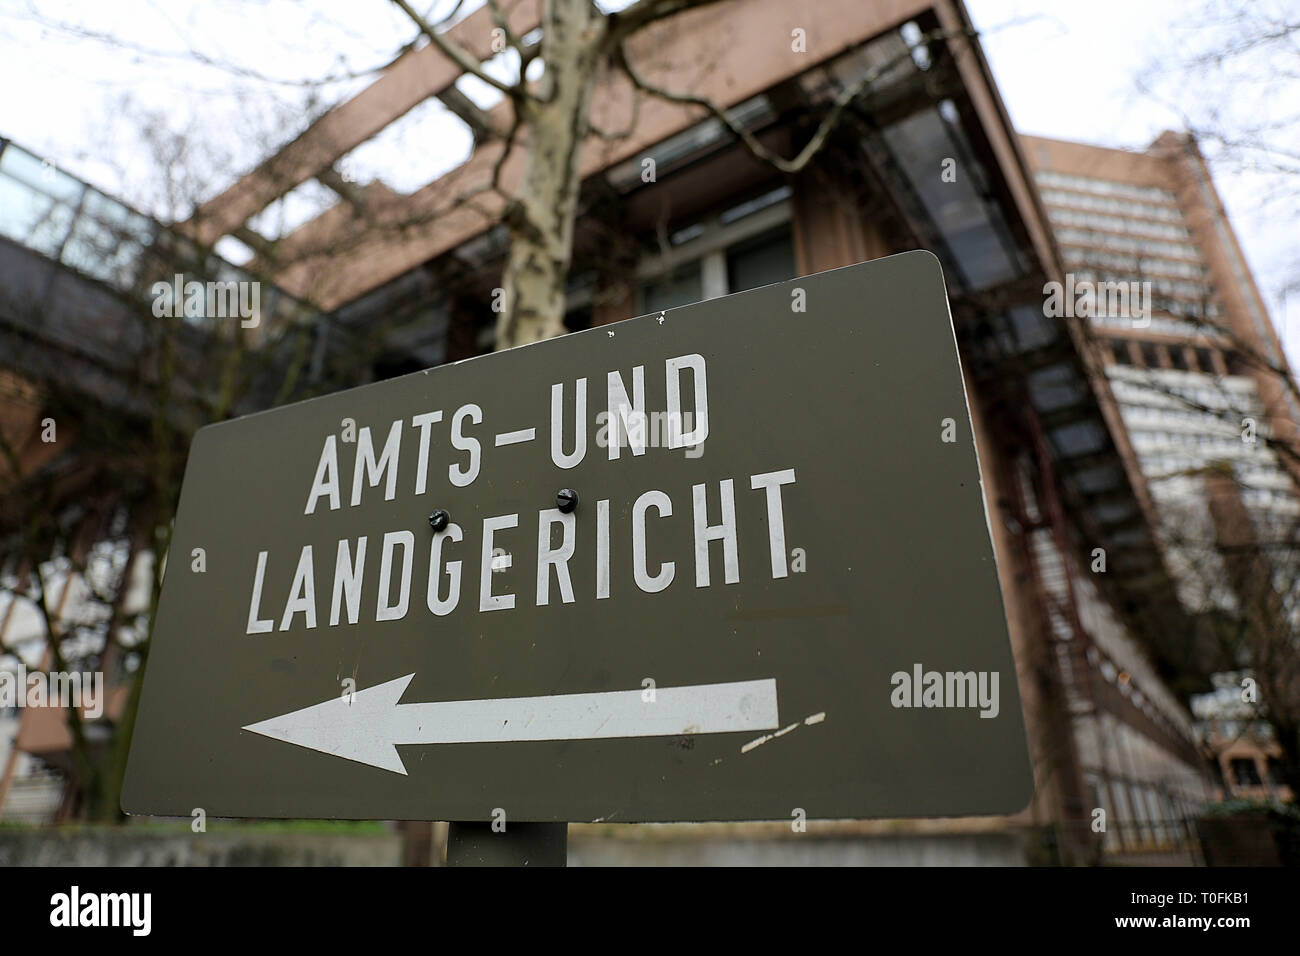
top-left (1086, 268), bottom-right (1300, 796)
top-left (1137, 0), bottom-right (1300, 359)
top-left (0, 109), bottom-right (406, 819)
top-left (385, 0), bottom-right (970, 348)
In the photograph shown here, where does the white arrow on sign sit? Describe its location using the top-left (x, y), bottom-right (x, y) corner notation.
top-left (243, 675), bottom-right (779, 774)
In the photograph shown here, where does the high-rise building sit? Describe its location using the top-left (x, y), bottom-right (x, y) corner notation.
top-left (1025, 134), bottom-right (1300, 807)
top-left (1025, 134), bottom-right (1300, 608)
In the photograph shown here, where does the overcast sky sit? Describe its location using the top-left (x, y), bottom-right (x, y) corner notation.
top-left (0, 0), bottom-right (1296, 368)
top-left (967, 0), bottom-right (1300, 368)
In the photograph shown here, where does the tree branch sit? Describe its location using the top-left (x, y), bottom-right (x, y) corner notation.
top-left (614, 25), bottom-right (975, 176)
top-left (604, 0), bottom-right (731, 47)
top-left (390, 0), bottom-right (530, 103)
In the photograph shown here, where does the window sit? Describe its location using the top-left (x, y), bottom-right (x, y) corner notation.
top-left (60, 189), bottom-right (155, 290)
top-left (1047, 207), bottom-right (1190, 239)
top-left (1040, 188), bottom-right (1187, 223)
top-left (1231, 757), bottom-right (1262, 787)
top-left (0, 148), bottom-right (81, 256)
top-left (1054, 227), bottom-right (1200, 261)
top-left (1267, 757), bottom-right (1285, 786)
top-left (720, 186), bottom-right (791, 226)
top-left (1061, 248), bottom-right (1205, 278)
top-left (725, 224), bottom-right (795, 294)
top-left (1035, 171), bottom-right (1178, 204)
top-left (639, 261), bottom-right (702, 313)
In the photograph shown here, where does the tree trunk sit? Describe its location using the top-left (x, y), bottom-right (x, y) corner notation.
top-left (495, 0), bottom-right (604, 350)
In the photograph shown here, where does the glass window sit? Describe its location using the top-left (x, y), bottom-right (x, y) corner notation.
top-left (1231, 757), bottom-right (1262, 787)
top-left (1267, 757), bottom-right (1284, 786)
top-left (720, 185), bottom-right (791, 226)
top-left (1050, 419), bottom-right (1106, 456)
top-left (726, 225), bottom-right (795, 294)
top-left (0, 145), bottom-right (84, 204)
top-left (884, 109), bottom-right (1019, 290)
top-left (1035, 171), bottom-right (1178, 204)
top-left (0, 169), bottom-right (78, 256)
top-left (640, 261), bottom-right (702, 313)
top-left (60, 190), bottom-right (155, 290)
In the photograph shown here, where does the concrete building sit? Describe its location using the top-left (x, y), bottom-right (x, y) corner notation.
top-left (1024, 134), bottom-right (1300, 623)
top-left (1025, 135), bottom-right (1300, 817)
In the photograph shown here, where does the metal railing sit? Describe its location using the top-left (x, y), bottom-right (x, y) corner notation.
top-left (0, 136), bottom-right (311, 327)
top-left (1042, 817), bottom-right (1206, 865)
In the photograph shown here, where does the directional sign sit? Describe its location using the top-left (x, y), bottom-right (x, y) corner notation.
top-left (123, 251), bottom-right (1032, 822)
top-left (243, 677), bottom-right (779, 774)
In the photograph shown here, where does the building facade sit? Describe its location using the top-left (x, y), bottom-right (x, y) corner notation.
top-left (1025, 134), bottom-right (1300, 812)
top-left (1025, 134), bottom-right (1300, 615)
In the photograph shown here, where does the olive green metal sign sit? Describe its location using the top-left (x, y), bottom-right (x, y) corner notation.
top-left (123, 251), bottom-right (1032, 822)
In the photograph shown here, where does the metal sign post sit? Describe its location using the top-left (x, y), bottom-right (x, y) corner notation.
top-left (124, 252), bottom-right (1032, 844)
